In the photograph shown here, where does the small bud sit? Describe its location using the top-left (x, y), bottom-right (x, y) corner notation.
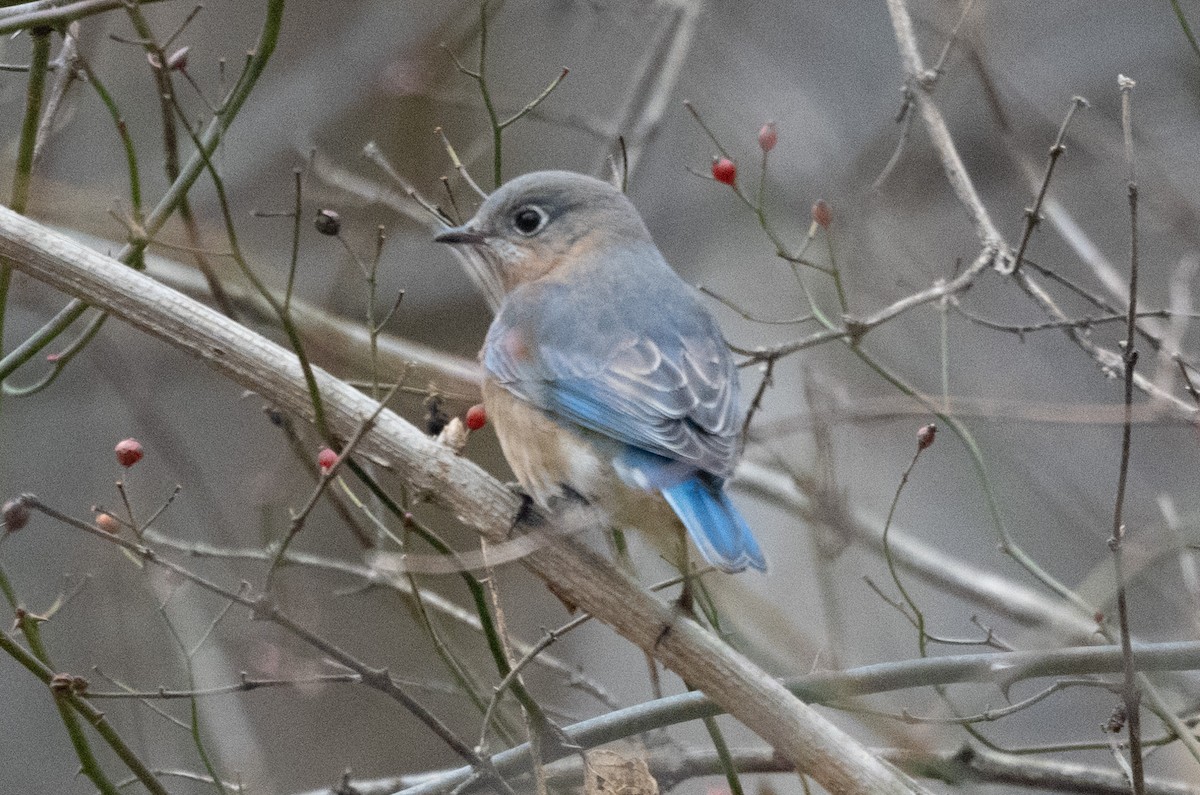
top-left (465, 403), bottom-right (487, 431)
top-left (3, 497), bottom-right (31, 532)
top-left (711, 157), bottom-right (736, 186)
top-left (45, 353), bottom-right (60, 363)
top-left (317, 447), bottom-right (338, 473)
top-left (916, 423), bottom-right (937, 451)
top-left (314, 209), bottom-right (341, 236)
top-left (50, 673), bottom-right (74, 693)
top-left (757, 121), bottom-right (777, 153)
top-left (812, 200), bottom-right (832, 229)
top-left (436, 417), bottom-right (468, 454)
top-left (95, 512), bottom-right (121, 534)
top-left (1105, 701), bottom-right (1128, 733)
top-left (114, 438), bottom-right (144, 468)
top-left (165, 46), bottom-right (189, 71)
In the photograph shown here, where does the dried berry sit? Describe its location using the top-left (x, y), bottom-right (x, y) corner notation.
top-left (916, 423), bottom-right (937, 451)
top-left (314, 209), bottom-right (341, 236)
top-left (3, 497), bottom-right (31, 532)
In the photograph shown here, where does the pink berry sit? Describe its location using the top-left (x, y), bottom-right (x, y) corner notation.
top-left (757, 121), bottom-right (777, 153)
top-left (115, 438), bottom-right (144, 468)
top-left (95, 513), bottom-right (121, 534)
top-left (317, 447), bottom-right (338, 472)
top-left (711, 157), bottom-right (736, 186)
top-left (812, 199), bottom-right (832, 229)
top-left (465, 404), bottom-right (487, 431)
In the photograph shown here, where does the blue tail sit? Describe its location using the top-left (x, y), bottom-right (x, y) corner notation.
top-left (661, 476), bottom-right (766, 573)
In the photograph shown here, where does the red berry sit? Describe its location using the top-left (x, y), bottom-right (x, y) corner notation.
top-left (115, 438), bottom-right (144, 468)
top-left (711, 157), bottom-right (736, 186)
top-left (317, 447), bottom-right (338, 472)
top-left (916, 423), bottom-right (937, 451)
top-left (812, 200), bottom-right (832, 229)
top-left (465, 404), bottom-right (487, 431)
top-left (757, 121), bottom-right (777, 153)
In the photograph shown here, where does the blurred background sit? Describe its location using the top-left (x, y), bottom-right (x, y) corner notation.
top-left (3, 0), bottom-right (1200, 792)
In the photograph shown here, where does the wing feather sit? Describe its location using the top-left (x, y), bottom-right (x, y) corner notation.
top-left (483, 271), bottom-right (742, 478)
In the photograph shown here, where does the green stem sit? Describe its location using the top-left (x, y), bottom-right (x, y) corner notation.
top-left (168, 84), bottom-right (331, 439)
top-left (158, 606), bottom-right (227, 794)
top-left (401, 564), bottom-right (520, 746)
top-left (477, 0), bottom-right (503, 188)
top-left (0, 0), bottom-right (285, 384)
top-left (0, 26), bottom-right (51, 413)
top-left (76, 60), bottom-right (142, 222)
top-left (1170, 0), bottom-right (1200, 63)
top-left (10, 28), bottom-right (50, 215)
top-left (343, 458), bottom-right (556, 738)
top-left (881, 453), bottom-right (929, 658)
top-left (698, 707), bottom-right (745, 795)
top-left (2, 632), bottom-right (169, 795)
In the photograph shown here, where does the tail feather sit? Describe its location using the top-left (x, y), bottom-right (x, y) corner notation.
top-left (662, 477), bottom-right (766, 573)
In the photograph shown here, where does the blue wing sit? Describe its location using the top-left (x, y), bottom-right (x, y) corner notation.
top-left (483, 243), bottom-right (742, 479)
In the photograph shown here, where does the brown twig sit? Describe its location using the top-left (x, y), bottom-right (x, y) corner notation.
top-left (1011, 96), bottom-right (1088, 273)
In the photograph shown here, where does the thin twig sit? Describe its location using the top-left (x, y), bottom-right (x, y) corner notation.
top-left (593, 0), bottom-right (698, 179)
top-left (436, 127), bottom-right (488, 199)
top-left (1111, 73), bottom-right (1145, 795)
top-left (21, 495), bottom-right (516, 794)
top-left (264, 381), bottom-right (401, 589)
top-left (1011, 96), bottom-right (1088, 273)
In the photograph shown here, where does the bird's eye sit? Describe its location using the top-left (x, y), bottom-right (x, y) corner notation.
top-left (512, 205), bottom-right (549, 236)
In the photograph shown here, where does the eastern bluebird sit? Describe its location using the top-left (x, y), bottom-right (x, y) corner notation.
top-left (435, 171), bottom-right (765, 573)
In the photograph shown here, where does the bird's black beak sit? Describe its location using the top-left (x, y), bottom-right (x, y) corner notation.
top-left (434, 224), bottom-right (487, 245)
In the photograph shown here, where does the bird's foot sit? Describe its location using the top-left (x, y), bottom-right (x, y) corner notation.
top-left (509, 485), bottom-right (541, 532)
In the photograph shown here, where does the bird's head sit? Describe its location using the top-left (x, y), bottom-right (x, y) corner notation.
top-left (435, 171), bottom-right (652, 298)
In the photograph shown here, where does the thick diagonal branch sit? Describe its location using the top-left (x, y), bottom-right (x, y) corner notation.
top-left (0, 207), bottom-right (928, 794)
